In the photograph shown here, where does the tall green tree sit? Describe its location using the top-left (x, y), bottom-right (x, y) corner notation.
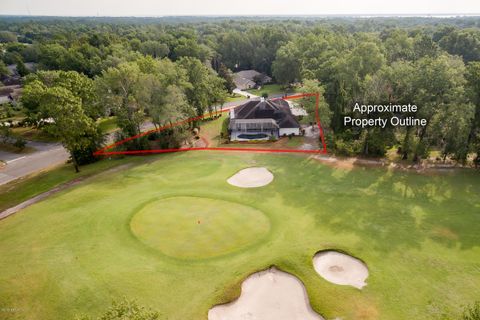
top-left (0, 61), bottom-right (8, 78)
top-left (272, 42), bottom-right (301, 85)
top-left (299, 79), bottom-right (332, 127)
top-left (139, 41), bottom-right (169, 58)
top-left (176, 57), bottom-right (226, 116)
top-left (411, 54), bottom-right (468, 161)
top-left (96, 62), bottom-right (145, 146)
top-left (22, 81), bottom-right (101, 172)
top-left (466, 62), bottom-right (480, 164)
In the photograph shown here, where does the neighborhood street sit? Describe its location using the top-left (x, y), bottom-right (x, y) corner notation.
top-left (0, 141), bottom-right (69, 185)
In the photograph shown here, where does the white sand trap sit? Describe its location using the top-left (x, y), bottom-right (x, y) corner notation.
top-left (209, 267), bottom-right (324, 320)
top-left (227, 167), bottom-right (274, 188)
top-left (313, 251), bottom-right (369, 289)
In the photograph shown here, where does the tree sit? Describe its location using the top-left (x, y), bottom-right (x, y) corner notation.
top-left (16, 57), bottom-right (29, 77)
top-left (76, 298), bottom-right (160, 320)
top-left (38, 43), bottom-right (68, 70)
top-left (22, 71), bottom-right (103, 169)
top-left (28, 70), bottom-right (101, 119)
top-left (176, 57), bottom-right (227, 116)
top-left (147, 84), bottom-right (192, 128)
top-left (431, 102), bottom-right (474, 162)
top-left (334, 41), bottom-right (386, 103)
top-left (0, 31), bottom-right (17, 43)
top-left (384, 61), bottom-right (417, 159)
top-left (466, 62), bottom-right (480, 164)
top-left (217, 63), bottom-right (236, 93)
top-left (173, 37), bottom-right (212, 62)
top-left (96, 62), bottom-right (145, 144)
top-left (272, 42), bottom-right (301, 85)
top-left (413, 32), bottom-right (439, 60)
top-left (411, 54), bottom-right (469, 161)
top-left (0, 61), bottom-right (8, 78)
top-left (21, 79), bottom-right (47, 121)
top-left (299, 79), bottom-right (332, 128)
top-left (139, 41), bottom-right (169, 58)
top-left (438, 28), bottom-right (480, 62)
top-left (383, 29), bottom-right (414, 63)
top-left (23, 83), bottom-right (100, 172)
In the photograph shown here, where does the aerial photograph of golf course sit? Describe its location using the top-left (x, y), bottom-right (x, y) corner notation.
top-left (0, 1), bottom-right (480, 320)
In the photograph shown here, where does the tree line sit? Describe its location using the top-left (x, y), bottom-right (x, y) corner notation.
top-left (0, 16), bottom-right (479, 168)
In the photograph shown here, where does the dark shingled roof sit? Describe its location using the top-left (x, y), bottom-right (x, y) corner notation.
top-left (232, 99), bottom-right (300, 129)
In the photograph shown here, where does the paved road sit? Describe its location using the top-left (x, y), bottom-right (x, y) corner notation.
top-left (0, 141), bottom-right (69, 186)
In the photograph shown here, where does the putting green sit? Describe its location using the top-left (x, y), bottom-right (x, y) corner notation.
top-left (130, 196), bottom-right (270, 259)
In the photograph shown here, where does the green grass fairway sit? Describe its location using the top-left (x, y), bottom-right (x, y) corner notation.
top-left (0, 152), bottom-right (479, 319)
top-left (130, 196), bottom-right (270, 259)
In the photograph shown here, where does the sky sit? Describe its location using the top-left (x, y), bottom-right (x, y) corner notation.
top-left (1, 0), bottom-right (480, 17)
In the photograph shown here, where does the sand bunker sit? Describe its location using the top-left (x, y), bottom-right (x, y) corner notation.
top-left (313, 251), bottom-right (369, 289)
top-left (208, 267), bottom-right (324, 320)
top-left (227, 167), bottom-right (274, 188)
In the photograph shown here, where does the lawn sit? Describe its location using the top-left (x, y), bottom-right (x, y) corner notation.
top-left (97, 116), bottom-right (118, 133)
top-left (246, 84), bottom-right (299, 97)
top-left (225, 93), bottom-right (246, 103)
top-left (0, 152), bottom-right (479, 320)
top-left (0, 157), bottom-right (140, 212)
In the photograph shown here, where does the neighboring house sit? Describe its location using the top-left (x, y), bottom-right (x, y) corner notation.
top-left (233, 70), bottom-right (272, 90)
top-left (229, 98), bottom-right (301, 141)
top-left (1, 63), bottom-right (37, 86)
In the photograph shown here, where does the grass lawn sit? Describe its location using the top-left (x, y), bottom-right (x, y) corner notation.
top-left (0, 152), bottom-right (479, 319)
top-left (0, 157), bottom-right (141, 213)
top-left (246, 84), bottom-right (299, 97)
top-left (225, 93), bottom-right (246, 103)
top-left (97, 116), bottom-right (118, 134)
top-left (199, 114), bottom-right (227, 146)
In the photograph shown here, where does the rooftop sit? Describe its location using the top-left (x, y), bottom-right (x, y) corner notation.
top-left (230, 99), bottom-right (300, 129)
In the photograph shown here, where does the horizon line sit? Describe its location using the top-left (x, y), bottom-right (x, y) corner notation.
top-left (1, 13), bottom-right (480, 18)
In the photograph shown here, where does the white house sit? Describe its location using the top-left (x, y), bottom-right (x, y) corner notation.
top-left (229, 98), bottom-right (301, 141)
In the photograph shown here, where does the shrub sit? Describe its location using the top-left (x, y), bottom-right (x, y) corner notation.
top-left (0, 125), bottom-right (12, 144)
top-left (13, 137), bottom-right (26, 150)
top-left (221, 117), bottom-right (230, 139)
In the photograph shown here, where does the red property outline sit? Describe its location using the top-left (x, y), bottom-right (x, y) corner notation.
top-left (93, 93), bottom-right (327, 156)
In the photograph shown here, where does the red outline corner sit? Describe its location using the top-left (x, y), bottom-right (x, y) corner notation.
top-left (93, 93), bottom-right (327, 156)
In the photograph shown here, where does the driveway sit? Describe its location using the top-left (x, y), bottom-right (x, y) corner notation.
top-left (233, 88), bottom-right (259, 99)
